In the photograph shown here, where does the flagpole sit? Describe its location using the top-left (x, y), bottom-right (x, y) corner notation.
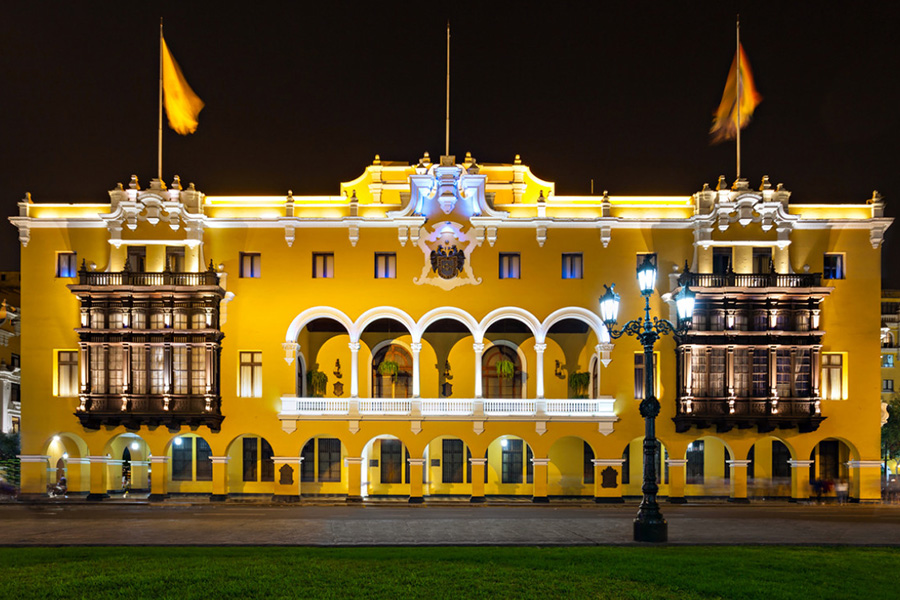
top-left (158, 18), bottom-right (164, 182)
top-left (735, 14), bottom-right (741, 181)
top-left (445, 21), bottom-right (450, 157)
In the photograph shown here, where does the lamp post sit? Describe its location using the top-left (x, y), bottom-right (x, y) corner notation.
top-left (600, 255), bottom-right (695, 542)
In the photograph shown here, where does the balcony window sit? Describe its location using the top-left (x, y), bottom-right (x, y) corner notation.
top-left (173, 347), bottom-right (189, 394)
top-left (499, 253), bottom-right (521, 279)
top-left (166, 247), bottom-right (185, 272)
top-left (56, 252), bottom-right (77, 278)
top-left (240, 253), bottom-right (261, 278)
top-left (883, 379), bottom-right (895, 392)
top-left (127, 247), bottom-right (146, 272)
top-left (150, 347), bottom-right (166, 394)
top-left (173, 312), bottom-right (188, 330)
top-left (823, 254), bottom-right (844, 280)
top-left (57, 351), bottom-right (79, 397)
top-left (752, 247), bottom-right (772, 274)
top-left (775, 350), bottom-right (792, 397)
top-left (712, 248), bottom-right (732, 275)
top-left (561, 253), bottom-right (583, 279)
top-left (191, 312), bottom-right (207, 329)
top-left (318, 438), bottom-right (342, 482)
top-left (108, 347), bottom-right (125, 394)
top-left (239, 351), bottom-right (263, 398)
top-left (149, 312), bottom-right (166, 330)
top-left (313, 253), bottom-right (334, 278)
top-left (90, 347), bottom-right (107, 394)
top-left (442, 439), bottom-right (464, 484)
top-left (374, 253), bottom-right (396, 279)
top-left (90, 310), bottom-right (105, 329)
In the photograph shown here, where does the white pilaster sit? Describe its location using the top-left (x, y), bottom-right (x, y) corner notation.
top-left (534, 343), bottom-right (547, 399)
top-left (473, 342), bottom-right (485, 399)
top-left (349, 342), bottom-right (360, 398)
top-left (410, 342), bottom-right (422, 398)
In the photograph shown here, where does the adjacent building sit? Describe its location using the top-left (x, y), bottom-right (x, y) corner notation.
top-left (8, 153), bottom-right (891, 501)
top-left (0, 271), bottom-right (20, 434)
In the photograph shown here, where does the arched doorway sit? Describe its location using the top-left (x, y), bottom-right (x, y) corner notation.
top-left (483, 344), bottom-right (523, 399)
top-left (372, 344), bottom-right (412, 399)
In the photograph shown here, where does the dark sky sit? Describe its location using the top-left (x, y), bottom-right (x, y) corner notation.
top-left (2, 2), bottom-right (898, 285)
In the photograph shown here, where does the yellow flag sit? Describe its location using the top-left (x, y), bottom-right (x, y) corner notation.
top-left (710, 43), bottom-right (761, 144)
top-left (162, 36), bottom-right (204, 135)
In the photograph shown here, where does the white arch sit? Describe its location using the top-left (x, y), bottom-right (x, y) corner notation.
top-left (285, 306), bottom-right (355, 343)
top-left (479, 307), bottom-right (543, 343)
top-left (417, 306), bottom-right (481, 342)
top-left (541, 306), bottom-right (609, 343)
top-left (355, 306), bottom-right (419, 342)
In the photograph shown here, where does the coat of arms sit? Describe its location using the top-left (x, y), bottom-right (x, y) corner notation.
top-left (430, 244), bottom-right (465, 279)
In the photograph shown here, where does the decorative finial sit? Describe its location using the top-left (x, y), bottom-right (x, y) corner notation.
top-left (716, 175), bottom-right (727, 191)
top-left (373, 154), bottom-right (381, 165)
top-left (129, 175), bottom-right (140, 190)
top-left (171, 175), bottom-right (182, 190)
top-left (188, 182), bottom-right (196, 191)
top-left (116, 183), bottom-right (124, 191)
top-left (537, 190), bottom-right (545, 203)
top-left (701, 183), bottom-right (710, 192)
top-left (760, 175), bottom-right (771, 191)
top-left (869, 190), bottom-right (883, 204)
top-left (514, 154), bottom-right (522, 165)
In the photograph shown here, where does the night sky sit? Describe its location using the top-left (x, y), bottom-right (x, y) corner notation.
top-left (2, 2), bottom-right (898, 285)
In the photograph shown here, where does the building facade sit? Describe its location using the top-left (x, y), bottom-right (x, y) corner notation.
top-left (0, 271), bottom-right (21, 434)
top-left (9, 153), bottom-right (891, 501)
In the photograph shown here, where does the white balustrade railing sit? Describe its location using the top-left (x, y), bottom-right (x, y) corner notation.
top-left (483, 399), bottom-right (535, 415)
top-left (280, 396), bottom-right (616, 418)
top-left (420, 399), bottom-right (474, 416)
top-left (359, 399), bottom-right (411, 414)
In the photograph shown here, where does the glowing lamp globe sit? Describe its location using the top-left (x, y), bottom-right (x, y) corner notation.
top-left (675, 284), bottom-right (696, 325)
top-left (637, 255), bottom-right (657, 296)
top-left (599, 284), bottom-right (621, 327)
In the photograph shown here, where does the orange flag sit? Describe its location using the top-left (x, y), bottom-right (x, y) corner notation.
top-left (710, 44), bottom-right (762, 144)
top-left (162, 36), bottom-right (204, 135)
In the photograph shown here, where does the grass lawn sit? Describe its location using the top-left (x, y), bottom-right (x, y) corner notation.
top-left (0, 546), bottom-right (894, 599)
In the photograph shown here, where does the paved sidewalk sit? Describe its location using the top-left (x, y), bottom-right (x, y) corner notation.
top-left (2, 502), bottom-right (900, 546)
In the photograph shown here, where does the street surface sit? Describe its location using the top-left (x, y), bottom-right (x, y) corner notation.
top-left (2, 501), bottom-right (900, 545)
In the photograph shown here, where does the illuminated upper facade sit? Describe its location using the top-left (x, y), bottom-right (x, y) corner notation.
top-left (8, 153), bottom-right (892, 502)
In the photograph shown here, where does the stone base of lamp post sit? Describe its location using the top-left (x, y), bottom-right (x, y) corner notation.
top-left (634, 514), bottom-right (667, 543)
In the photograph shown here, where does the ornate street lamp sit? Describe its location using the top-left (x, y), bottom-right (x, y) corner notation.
top-left (600, 255), bottom-right (694, 542)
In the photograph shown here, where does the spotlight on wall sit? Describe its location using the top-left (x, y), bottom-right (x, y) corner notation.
top-left (174, 438), bottom-right (183, 446)
top-left (131, 442), bottom-right (139, 450)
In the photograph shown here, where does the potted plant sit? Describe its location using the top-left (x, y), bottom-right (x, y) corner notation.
top-left (377, 360), bottom-right (400, 377)
top-left (568, 371), bottom-right (591, 399)
top-left (306, 369), bottom-right (328, 398)
top-left (496, 359), bottom-right (516, 380)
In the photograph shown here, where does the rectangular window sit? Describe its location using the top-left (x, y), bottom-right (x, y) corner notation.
top-left (561, 253), bottom-right (583, 279)
top-left (166, 247), bottom-right (185, 272)
top-left (172, 438), bottom-right (193, 481)
top-left (583, 441), bottom-right (595, 484)
top-left (191, 311), bottom-right (207, 329)
top-left (822, 354), bottom-right (843, 400)
top-left (132, 310), bottom-right (147, 330)
top-left (11, 383), bottom-right (20, 405)
top-left (634, 353), bottom-right (657, 399)
top-left (752, 247), bottom-right (772, 274)
top-left (884, 354), bottom-right (895, 368)
top-left (10, 417), bottom-right (19, 434)
top-left (127, 247), bottom-right (146, 272)
top-left (313, 253), bottom-right (335, 279)
top-left (173, 347), bottom-right (188, 394)
top-left (776, 350), bottom-right (792, 398)
top-left (709, 348), bottom-right (726, 397)
top-left (318, 438), bottom-right (342, 482)
top-left (301, 440), bottom-right (315, 482)
top-left (90, 310), bottom-right (105, 329)
top-left (691, 350), bottom-right (707, 397)
top-left (149, 312), bottom-right (166, 330)
top-left (752, 349), bottom-right (769, 397)
top-left (10, 354), bottom-right (20, 369)
top-left (712, 248), bottom-right (732, 275)
top-left (243, 437), bottom-right (258, 482)
top-left (794, 349), bottom-right (811, 397)
top-left (90, 347), bottom-right (107, 394)
top-left (501, 439), bottom-right (523, 484)
top-left (108, 346), bottom-right (125, 394)
top-left (374, 253), bottom-right (396, 279)
top-left (261, 439), bottom-right (274, 482)
top-left (108, 312), bottom-right (123, 330)
top-left (173, 312), bottom-right (188, 330)
top-left (734, 349), bottom-right (750, 396)
top-left (499, 253), bottom-right (521, 279)
top-left (885, 380), bottom-right (895, 392)
top-left (772, 441), bottom-right (791, 479)
top-left (196, 438), bottom-right (213, 481)
top-left (58, 351), bottom-right (79, 397)
top-left (239, 351), bottom-right (263, 398)
top-left (380, 439), bottom-right (403, 484)
top-left (823, 254), bottom-right (845, 280)
top-left (240, 252), bottom-right (261, 278)
top-left (191, 347), bottom-right (206, 394)
top-left (56, 252), bottom-right (77, 278)
top-left (131, 347), bottom-right (147, 394)
top-left (150, 347), bottom-right (166, 394)
top-left (442, 439), bottom-right (464, 484)
top-left (686, 440), bottom-right (704, 485)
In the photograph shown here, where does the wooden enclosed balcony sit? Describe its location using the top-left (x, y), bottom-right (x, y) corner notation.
top-left (75, 394), bottom-right (224, 431)
top-left (673, 396), bottom-right (824, 434)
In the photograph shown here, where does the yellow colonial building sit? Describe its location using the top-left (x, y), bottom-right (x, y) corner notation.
top-left (8, 153), bottom-right (892, 502)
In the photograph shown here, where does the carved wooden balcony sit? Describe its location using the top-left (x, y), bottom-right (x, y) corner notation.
top-left (679, 271), bottom-right (822, 289)
top-left (75, 394), bottom-right (223, 431)
top-left (673, 396), bottom-right (824, 434)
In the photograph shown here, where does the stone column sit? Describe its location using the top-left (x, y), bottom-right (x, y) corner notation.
top-left (349, 342), bottom-right (360, 398)
top-left (788, 459), bottom-right (813, 502)
top-left (468, 457), bottom-right (486, 503)
top-left (410, 342), bottom-right (422, 398)
top-left (87, 455), bottom-right (110, 501)
top-left (666, 458), bottom-right (687, 503)
top-left (848, 460), bottom-right (883, 502)
top-left (473, 342), bottom-right (485, 399)
top-left (727, 459), bottom-right (751, 503)
top-left (533, 343), bottom-right (546, 399)
top-left (272, 456), bottom-right (303, 502)
top-left (149, 456), bottom-right (169, 502)
top-left (407, 457), bottom-right (426, 504)
top-left (66, 457), bottom-right (90, 496)
top-left (531, 457), bottom-right (550, 503)
top-left (344, 456), bottom-right (364, 502)
top-left (210, 456), bottom-right (229, 501)
top-left (592, 458), bottom-right (625, 503)
top-left (16, 455), bottom-right (50, 498)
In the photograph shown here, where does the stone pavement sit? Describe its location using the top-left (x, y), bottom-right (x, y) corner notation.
top-left (2, 501), bottom-right (900, 545)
